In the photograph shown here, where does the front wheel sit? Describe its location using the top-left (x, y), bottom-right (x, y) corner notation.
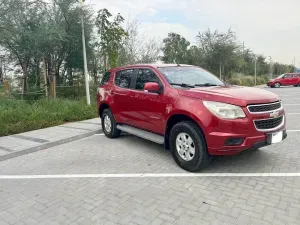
top-left (169, 121), bottom-right (211, 172)
top-left (101, 108), bottom-right (121, 138)
top-left (274, 82), bottom-right (281, 88)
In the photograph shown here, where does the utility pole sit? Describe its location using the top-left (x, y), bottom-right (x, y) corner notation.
top-left (268, 56), bottom-right (272, 79)
top-left (42, 57), bottom-right (48, 98)
top-left (78, 0), bottom-right (90, 105)
top-left (293, 56), bottom-right (296, 72)
top-left (254, 57), bottom-right (257, 86)
top-left (219, 63), bottom-right (222, 79)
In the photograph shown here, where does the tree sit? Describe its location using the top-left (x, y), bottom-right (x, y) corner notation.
top-left (95, 8), bottom-right (128, 70)
top-left (196, 28), bottom-right (240, 78)
top-left (162, 33), bottom-right (190, 64)
top-left (42, 0), bottom-right (94, 86)
top-left (0, 0), bottom-right (47, 94)
top-left (0, 0), bottom-right (44, 19)
top-left (118, 19), bottom-right (161, 65)
top-left (186, 45), bottom-right (202, 66)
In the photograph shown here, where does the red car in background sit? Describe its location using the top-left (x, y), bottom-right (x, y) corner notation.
top-left (267, 73), bottom-right (300, 88)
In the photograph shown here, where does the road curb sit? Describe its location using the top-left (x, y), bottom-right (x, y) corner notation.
top-left (0, 130), bottom-right (102, 162)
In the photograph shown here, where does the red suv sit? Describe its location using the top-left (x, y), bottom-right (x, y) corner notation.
top-left (267, 73), bottom-right (300, 88)
top-left (97, 64), bottom-right (287, 172)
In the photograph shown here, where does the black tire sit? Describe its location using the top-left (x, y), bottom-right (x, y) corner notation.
top-left (274, 82), bottom-right (281, 88)
top-left (101, 108), bottom-right (121, 138)
top-left (169, 121), bottom-right (211, 172)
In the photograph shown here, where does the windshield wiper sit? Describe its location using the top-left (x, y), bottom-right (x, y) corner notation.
top-left (170, 83), bottom-right (195, 88)
top-left (194, 83), bottom-right (220, 87)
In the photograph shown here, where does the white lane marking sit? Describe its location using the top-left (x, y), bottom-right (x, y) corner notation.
top-left (281, 98), bottom-right (300, 100)
top-left (283, 104), bottom-right (300, 106)
top-left (287, 113), bottom-right (300, 115)
top-left (1, 173), bottom-right (300, 179)
top-left (287, 130), bottom-right (300, 132)
top-left (94, 133), bottom-right (105, 136)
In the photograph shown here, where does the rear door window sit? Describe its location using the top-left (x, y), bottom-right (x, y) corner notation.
top-left (115, 69), bottom-right (134, 88)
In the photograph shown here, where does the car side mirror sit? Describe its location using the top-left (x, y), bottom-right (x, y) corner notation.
top-left (144, 82), bottom-right (160, 94)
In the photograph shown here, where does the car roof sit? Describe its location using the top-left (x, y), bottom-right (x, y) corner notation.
top-left (109, 63), bottom-right (195, 71)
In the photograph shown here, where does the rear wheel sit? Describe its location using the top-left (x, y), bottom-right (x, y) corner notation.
top-left (274, 82), bottom-right (281, 88)
top-left (101, 109), bottom-right (121, 138)
top-left (169, 121), bottom-right (211, 172)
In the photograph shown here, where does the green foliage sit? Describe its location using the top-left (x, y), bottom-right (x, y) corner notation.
top-left (196, 28), bottom-right (240, 76)
top-left (95, 8), bottom-right (128, 69)
top-left (273, 62), bottom-right (296, 75)
top-left (0, 0), bottom-right (47, 92)
top-left (162, 33), bottom-right (191, 64)
top-left (0, 98), bottom-right (97, 136)
top-left (1, 1), bottom-right (296, 100)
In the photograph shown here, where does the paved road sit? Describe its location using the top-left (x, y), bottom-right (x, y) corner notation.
top-left (0, 86), bottom-right (300, 225)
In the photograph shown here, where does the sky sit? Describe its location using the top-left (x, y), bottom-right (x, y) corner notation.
top-left (88, 0), bottom-right (300, 66)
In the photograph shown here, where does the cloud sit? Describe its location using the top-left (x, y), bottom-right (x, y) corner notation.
top-left (139, 22), bottom-right (196, 42)
top-left (89, 0), bottom-right (300, 66)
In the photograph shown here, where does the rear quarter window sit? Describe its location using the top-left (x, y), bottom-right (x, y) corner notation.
top-left (100, 72), bottom-right (111, 85)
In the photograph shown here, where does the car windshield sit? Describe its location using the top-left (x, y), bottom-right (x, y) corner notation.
top-left (158, 66), bottom-right (225, 87)
top-left (276, 74), bottom-right (285, 79)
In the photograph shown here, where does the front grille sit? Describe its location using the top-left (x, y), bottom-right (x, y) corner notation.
top-left (254, 116), bottom-right (283, 130)
top-left (248, 101), bottom-right (281, 113)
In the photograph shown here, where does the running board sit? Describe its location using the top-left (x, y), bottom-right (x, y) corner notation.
top-left (116, 125), bottom-right (164, 144)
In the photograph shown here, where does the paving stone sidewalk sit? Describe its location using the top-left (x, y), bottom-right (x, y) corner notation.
top-left (0, 118), bottom-right (102, 161)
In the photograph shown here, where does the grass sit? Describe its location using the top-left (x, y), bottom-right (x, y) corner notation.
top-left (0, 97), bottom-right (98, 137)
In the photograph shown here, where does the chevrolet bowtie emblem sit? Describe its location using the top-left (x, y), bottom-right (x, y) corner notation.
top-left (270, 111), bottom-right (280, 118)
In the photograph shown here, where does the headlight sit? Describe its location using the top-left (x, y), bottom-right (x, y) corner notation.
top-left (203, 101), bottom-right (246, 119)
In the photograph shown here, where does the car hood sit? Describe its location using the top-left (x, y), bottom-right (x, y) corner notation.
top-left (177, 85), bottom-right (280, 106)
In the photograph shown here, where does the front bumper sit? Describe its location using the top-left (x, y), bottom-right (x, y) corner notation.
top-left (207, 128), bottom-right (287, 155)
top-left (204, 108), bottom-right (286, 155)
top-left (252, 129), bottom-right (287, 149)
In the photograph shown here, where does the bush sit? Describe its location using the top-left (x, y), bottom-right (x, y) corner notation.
top-left (0, 98), bottom-right (98, 136)
top-left (228, 74), bottom-right (268, 86)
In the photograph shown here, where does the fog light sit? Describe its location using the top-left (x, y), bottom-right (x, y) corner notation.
top-left (224, 138), bottom-right (245, 146)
